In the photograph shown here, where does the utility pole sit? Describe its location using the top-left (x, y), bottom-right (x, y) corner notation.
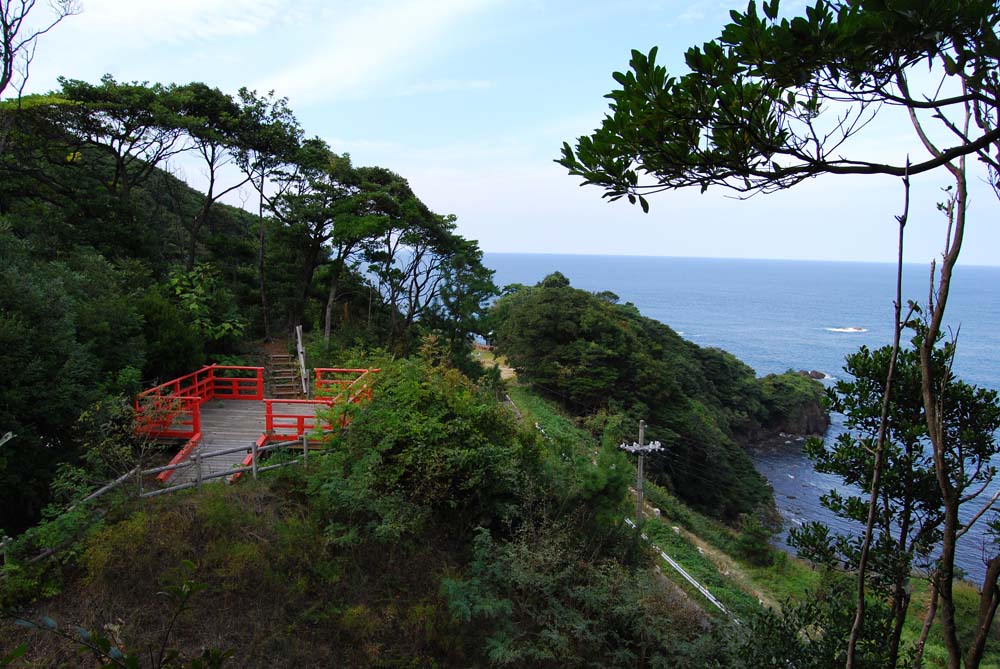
top-left (621, 420), bottom-right (662, 527)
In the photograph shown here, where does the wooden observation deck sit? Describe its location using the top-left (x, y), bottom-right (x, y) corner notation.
top-left (135, 364), bottom-right (377, 485)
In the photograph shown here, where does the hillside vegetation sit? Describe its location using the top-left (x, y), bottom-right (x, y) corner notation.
top-left (490, 273), bottom-right (827, 521)
top-left (2, 355), bottom-right (727, 667)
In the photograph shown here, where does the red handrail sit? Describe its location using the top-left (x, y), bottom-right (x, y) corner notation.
top-left (264, 398), bottom-right (334, 438)
top-left (156, 432), bottom-right (202, 483)
top-left (314, 368), bottom-right (379, 404)
top-left (136, 365), bottom-right (264, 439)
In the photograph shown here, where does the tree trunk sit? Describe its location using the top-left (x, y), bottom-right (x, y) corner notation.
top-left (187, 200), bottom-right (211, 272)
top-left (324, 257), bottom-right (344, 343)
top-left (846, 170), bottom-right (910, 669)
top-left (187, 153), bottom-right (217, 271)
top-left (966, 557), bottom-right (1000, 669)
top-left (919, 157), bottom-right (967, 669)
top-left (914, 581), bottom-right (939, 668)
top-left (257, 174), bottom-right (271, 342)
top-left (293, 238), bottom-right (322, 329)
top-left (889, 580), bottom-right (911, 667)
top-left (936, 506), bottom-right (962, 669)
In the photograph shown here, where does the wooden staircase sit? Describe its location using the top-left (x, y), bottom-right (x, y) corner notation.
top-left (266, 354), bottom-right (304, 399)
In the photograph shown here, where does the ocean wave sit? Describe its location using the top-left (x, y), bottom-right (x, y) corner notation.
top-left (825, 326), bottom-right (868, 333)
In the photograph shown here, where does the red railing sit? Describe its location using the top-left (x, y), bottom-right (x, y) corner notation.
top-left (139, 365), bottom-right (380, 486)
top-left (264, 398), bottom-right (335, 439)
top-left (314, 368), bottom-right (379, 404)
top-left (156, 432), bottom-right (202, 483)
top-left (136, 365), bottom-right (264, 439)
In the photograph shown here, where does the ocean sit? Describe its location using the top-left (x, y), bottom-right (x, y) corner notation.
top-left (483, 252), bottom-right (1000, 582)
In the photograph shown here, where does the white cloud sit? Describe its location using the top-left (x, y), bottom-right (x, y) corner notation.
top-left (253, 0), bottom-right (495, 103)
top-left (69, 0), bottom-right (294, 45)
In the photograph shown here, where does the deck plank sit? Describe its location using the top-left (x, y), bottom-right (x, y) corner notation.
top-left (171, 399), bottom-right (324, 483)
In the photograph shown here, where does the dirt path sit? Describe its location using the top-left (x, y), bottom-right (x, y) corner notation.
top-left (473, 346), bottom-right (516, 379)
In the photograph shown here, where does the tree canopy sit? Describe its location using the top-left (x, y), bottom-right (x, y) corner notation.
top-left (559, 0), bottom-right (1000, 206)
top-left (490, 273), bottom-right (826, 521)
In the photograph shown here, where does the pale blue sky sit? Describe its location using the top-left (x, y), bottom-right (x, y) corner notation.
top-left (21, 0), bottom-right (1000, 266)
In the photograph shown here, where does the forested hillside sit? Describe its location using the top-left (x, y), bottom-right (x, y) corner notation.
top-left (0, 77), bottom-right (494, 533)
top-left (490, 273), bottom-right (827, 521)
top-left (0, 69), bottom-right (836, 669)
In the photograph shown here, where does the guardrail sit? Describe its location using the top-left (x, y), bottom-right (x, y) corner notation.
top-left (314, 368), bottom-right (378, 404)
top-left (135, 365), bottom-right (265, 440)
top-left (137, 433), bottom-right (326, 497)
top-left (623, 517), bottom-right (738, 623)
top-left (264, 398), bottom-right (335, 438)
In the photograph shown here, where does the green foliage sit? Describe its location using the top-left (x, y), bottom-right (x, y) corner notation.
top-left (492, 275), bottom-right (818, 521)
top-left (790, 329), bottom-right (1000, 663)
top-left (559, 0), bottom-right (1000, 201)
top-left (0, 226), bottom-right (145, 532)
top-left (734, 512), bottom-right (777, 567)
top-left (308, 357), bottom-right (537, 543)
top-left (137, 286), bottom-right (204, 380)
top-left (442, 525), bottom-right (725, 668)
top-left (167, 264), bottom-right (246, 343)
top-left (731, 572), bottom-right (901, 669)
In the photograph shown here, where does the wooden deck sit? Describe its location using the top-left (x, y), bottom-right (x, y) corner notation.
top-left (172, 399), bottom-right (320, 483)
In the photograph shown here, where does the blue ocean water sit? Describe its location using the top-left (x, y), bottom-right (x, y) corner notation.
top-left (484, 252), bottom-right (1000, 581)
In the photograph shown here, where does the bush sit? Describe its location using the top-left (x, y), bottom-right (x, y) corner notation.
top-left (441, 524), bottom-right (725, 667)
top-left (308, 357), bottom-right (538, 544)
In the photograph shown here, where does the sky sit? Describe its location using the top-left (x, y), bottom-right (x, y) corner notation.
top-left (17, 0), bottom-right (1000, 266)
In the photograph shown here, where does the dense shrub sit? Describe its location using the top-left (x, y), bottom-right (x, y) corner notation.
top-left (308, 356), bottom-right (539, 544)
top-left (442, 524), bottom-right (725, 667)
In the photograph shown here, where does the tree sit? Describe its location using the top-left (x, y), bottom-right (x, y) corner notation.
top-left (558, 0), bottom-right (999, 203)
top-left (57, 76), bottom-right (189, 201)
top-left (792, 336), bottom-right (1000, 666)
top-left (0, 0), bottom-right (78, 100)
top-left (559, 3), bottom-right (1000, 666)
top-left (170, 82), bottom-right (253, 271)
top-left (233, 88), bottom-right (302, 340)
top-left (268, 139), bottom-right (365, 329)
top-left (0, 0), bottom-right (78, 157)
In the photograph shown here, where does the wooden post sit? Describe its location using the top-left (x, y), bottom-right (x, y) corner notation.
top-left (251, 440), bottom-right (259, 479)
top-left (1, 534), bottom-right (10, 566)
top-left (302, 436), bottom-right (309, 468)
top-left (296, 324), bottom-right (308, 396)
top-left (636, 419), bottom-right (645, 527)
top-left (196, 450), bottom-right (203, 491)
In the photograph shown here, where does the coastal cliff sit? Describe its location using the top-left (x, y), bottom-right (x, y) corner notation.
top-left (489, 273), bottom-right (830, 522)
top-left (753, 371), bottom-right (830, 438)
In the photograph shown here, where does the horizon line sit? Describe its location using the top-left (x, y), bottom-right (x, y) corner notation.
top-left (481, 251), bottom-right (1000, 269)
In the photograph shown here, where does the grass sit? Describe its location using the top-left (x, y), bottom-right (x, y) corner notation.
top-left (506, 382), bottom-right (1000, 666)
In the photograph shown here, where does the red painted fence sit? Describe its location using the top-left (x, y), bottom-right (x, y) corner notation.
top-left (135, 365), bottom-right (264, 440)
top-left (314, 368), bottom-right (378, 404)
top-left (264, 398), bottom-right (334, 438)
top-left (138, 365), bottom-right (379, 485)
